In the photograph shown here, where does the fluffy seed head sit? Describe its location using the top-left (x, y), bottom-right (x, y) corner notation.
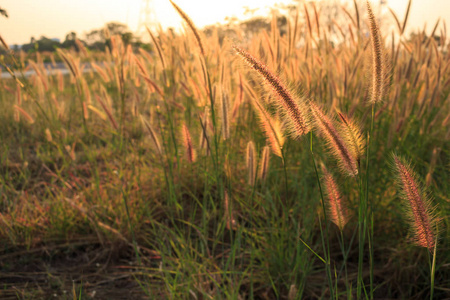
top-left (170, 0), bottom-right (205, 57)
top-left (392, 154), bottom-right (438, 250)
top-left (233, 45), bottom-right (310, 138)
top-left (140, 115), bottom-right (162, 157)
top-left (310, 102), bottom-right (358, 177)
top-left (367, 0), bottom-right (387, 104)
top-left (246, 141), bottom-right (257, 185)
top-left (251, 98), bottom-right (285, 157)
top-left (258, 146), bottom-right (271, 181)
top-left (14, 105), bottom-right (34, 124)
top-left (338, 112), bottom-right (365, 165)
top-left (182, 124), bottom-right (196, 163)
top-left (323, 169), bottom-right (349, 231)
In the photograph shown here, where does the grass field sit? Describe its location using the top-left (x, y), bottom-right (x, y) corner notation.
top-left (0, 1), bottom-right (449, 299)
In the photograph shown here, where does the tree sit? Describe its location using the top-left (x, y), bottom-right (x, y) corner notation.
top-left (105, 22), bottom-right (129, 36)
top-left (85, 29), bottom-right (103, 46)
top-left (105, 22), bottom-right (138, 46)
top-left (62, 31), bottom-right (78, 49)
top-left (85, 22), bottom-right (139, 50)
top-left (21, 36), bottom-right (61, 52)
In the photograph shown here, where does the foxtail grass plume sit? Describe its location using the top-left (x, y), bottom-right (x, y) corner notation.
top-left (251, 98), bottom-right (285, 157)
top-left (0, 35), bottom-right (9, 50)
top-left (14, 85), bottom-right (21, 122)
top-left (14, 105), bottom-right (34, 124)
top-left (233, 45), bottom-right (309, 138)
top-left (170, 0), bottom-right (205, 57)
top-left (258, 146), bottom-right (270, 181)
top-left (146, 27), bottom-right (167, 71)
top-left (310, 102), bottom-right (358, 177)
top-left (140, 115), bottom-right (162, 157)
top-left (45, 128), bottom-right (53, 143)
top-left (75, 39), bottom-right (88, 57)
top-left (323, 169), bottom-right (349, 231)
top-left (337, 112), bottom-right (365, 165)
top-left (246, 141), bottom-right (257, 185)
top-left (220, 89), bottom-right (230, 140)
top-left (57, 70), bottom-right (65, 91)
top-left (97, 95), bottom-right (118, 130)
top-left (92, 63), bottom-right (111, 83)
top-left (182, 124), bottom-right (196, 163)
top-left (367, 0), bottom-right (387, 104)
top-left (392, 154), bottom-right (438, 250)
top-left (15, 84), bottom-right (21, 106)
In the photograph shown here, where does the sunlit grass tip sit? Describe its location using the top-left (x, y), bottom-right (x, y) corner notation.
top-left (309, 101), bottom-right (358, 177)
top-left (337, 112), bottom-right (365, 166)
top-left (170, 0), bottom-right (205, 57)
top-left (233, 45), bottom-right (310, 139)
top-left (366, 0), bottom-right (389, 104)
top-left (322, 168), bottom-right (349, 231)
top-left (182, 123), bottom-right (196, 163)
top-left (246, 141), bottom-right (257, 185)
top-left (391, 153), bottom-right (439, 251)
top-left (258, 146), bottom-right (270, 181)
top-left (251, 97), bottom-right (285, 157)
top-left (140, 115), bottom-right (163, 157)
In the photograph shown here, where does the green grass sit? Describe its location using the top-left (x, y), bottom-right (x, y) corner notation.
top-left (0, 2), bottom-right (449, 299)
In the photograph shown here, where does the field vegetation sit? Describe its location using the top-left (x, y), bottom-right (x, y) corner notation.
top-left (0, 0), bottom-right (449, 299)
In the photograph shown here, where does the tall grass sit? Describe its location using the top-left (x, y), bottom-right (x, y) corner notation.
top-left (0, 0), bottom-right (448, 298)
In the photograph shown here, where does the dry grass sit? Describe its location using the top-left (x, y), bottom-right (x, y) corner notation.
top-left (392, 154), bottom-right (438, 250)
top-left (0, 1), bottom-right (448, 298)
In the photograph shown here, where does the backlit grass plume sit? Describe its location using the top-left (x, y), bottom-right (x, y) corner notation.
top-left (182, 123), bottom-right (196, 163)
top-left (251, 97), bottom-right (285, 157)
top-left (140, 115), bottom-right (162, 157)
top-left (337, 112), bottom-right (365, 166)
top-left (246, 141), bottom-right (257, 185)
top-left (391, 154), bottom-right (438, 250)
top-left (170, 0), bottom-right (205, 57)
top-left (367, 0), bottom-right (387, 104)
top-left (258, 146), bottom-right (270, 181)
top-left (323, 169), bottom-right (349, 231)
top-left (310, 102), bottom-right (358, 177)
top-left (233, 45), bottom-right (310, 138)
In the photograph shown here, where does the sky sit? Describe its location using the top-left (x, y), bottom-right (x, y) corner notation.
top-left (1, 0), bottom-right (449, 46)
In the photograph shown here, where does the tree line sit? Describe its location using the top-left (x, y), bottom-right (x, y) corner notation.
top-left (12, 22), bottom-right (149, 53)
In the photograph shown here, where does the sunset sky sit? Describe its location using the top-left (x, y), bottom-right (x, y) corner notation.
top-left (1, 0), bottom-right (448, 46)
